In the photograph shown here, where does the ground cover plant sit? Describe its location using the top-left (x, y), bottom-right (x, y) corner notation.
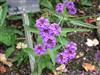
top-left (0, 0), bottom-right (100, 75)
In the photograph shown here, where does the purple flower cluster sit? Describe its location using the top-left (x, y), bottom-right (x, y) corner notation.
top-left (66, 1), bottom-right (77, 15)
top-left (55, 3), bottom-right (64, 13)
top-left (56, 42), bottom-right (77, 64)
top-left (36, 17), bottom-right (50, 29)
top-left (55, 1), bottom-right (77, 15)
top-left (34, 17), bottom-right (61, 55)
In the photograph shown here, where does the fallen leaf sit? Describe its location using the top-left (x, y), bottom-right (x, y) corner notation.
top-left (3, 61), bottom-right (12, 67)
top-left (56, 64), bottom-right (65, 71)
top-left (53, 70), bottom-right (61, 75)
top-left (0, 53), bottom-right (7, 62)
top-left (0, 53), bottom-right (12, 67)
top-left (84, 18), bottom-right (95, 24)
top-left (48, 73), bottom-right (54, 75)
top-left (76, 52), bottom-right (84, 58)
top-left (93, 39), bottom-right (99, 46)
top-left (82, 63), bottom-right (96, 72)
top-left (15, 73), bottom-right (20, 75)
top-left (85, 38), bottom-right (99, 47)
top-left (56, 64), bottom-right (67, 74)
top-left (0, 66), bottom-right (7, 74)
top-left (96, 17), bottom-right (100, 21)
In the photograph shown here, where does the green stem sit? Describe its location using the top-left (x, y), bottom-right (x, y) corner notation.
top-left (58, 18), bottom-right (64, 47)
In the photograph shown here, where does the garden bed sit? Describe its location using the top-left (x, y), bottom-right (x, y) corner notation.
top-left (0, 0), bottom-right (100, 75)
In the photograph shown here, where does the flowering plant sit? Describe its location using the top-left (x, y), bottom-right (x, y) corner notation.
top-left (0, 0), bottom-right (98, 75)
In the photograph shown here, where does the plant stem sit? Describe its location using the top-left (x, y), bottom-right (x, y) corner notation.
top-left (22, 14), bottom-right (35, 75)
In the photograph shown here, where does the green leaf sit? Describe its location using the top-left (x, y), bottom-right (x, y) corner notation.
top-left (0, 6), bottom-right (2, 18)
top-left (61, 28), bottom-right (91, 36)
top-left (23, 48), bottom-right (35, 57)
top-left (57, 36), bottom-right (68, 45)
top-left (0, 3), bottom-right (7, 26)
top-left (48, 49), bottom-right (56, 65)
top-left (80, 0), bottom-right (92, 6)
top-left (36, 36), bottom-right (42, 43)
top-left (7, 15), bottom-right (22, 20)
top-left (37, 55), bottom-right (54, 72)
top-left (28, 13), bottom-right (35, 26)
top-left (40, 0), bottom-right (53, 10)
top-left (13, 51), bottom-right (25, 62)
top-left (69, 19), bottom-right (96, 28)
top-left (0, 26), bottom-right (22, 46)
top-left (52, 13), bottom-right (96, 28)
top-left (0, 0), bottom-right (6, 2)
top-left (5, 46), bottom-right (15, 57)
top-left (28, 27), bottom-right (39, 34)
top-left (47, 44), bottom-right (61, 65)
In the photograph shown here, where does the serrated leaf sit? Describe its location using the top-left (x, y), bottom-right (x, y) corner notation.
top-left (70, 19), bottom-right (96, 28)
top-left (61, 28), bottom-right (91, 36)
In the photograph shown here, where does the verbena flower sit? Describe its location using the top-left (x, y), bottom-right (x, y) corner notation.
top-left (68, 7), bottom-right (77, 15)
top-left (55, 3), bottom-right (64, 13)
top-left (43, 35), bottom-right (56, 49)
top-left (65, 42), bottom-right (77, 50)
top-left (56, 52), bottom-right (68, 64)
top-left (50, 23), bottom-right (61, 36)
top-left (95, 51), bottom-right (100, 62)
top-left (66, 1), bottom-right (75, 9)
top-left (33, 44), bottom-right (46, 55)
top-left (39, 25), bottom-right (51, 38)
top-left (64, 42), bottom-right (77, 59)
top-left (35, 17), bottom-right (50, 29)
top-left (64, 49), bottom-right (76, 59)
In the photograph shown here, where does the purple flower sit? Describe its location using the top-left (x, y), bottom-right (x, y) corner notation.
top-left (66, 1), bottom-right (75, 9)
top-left (33, 44), bottom-right (46, 55)
top-left (35, 17), bottom-right (50, 29)
top-left (64, 42), bottom-right (77, 59)
top-left (50, 23), bottom-right (61, 36)
top-left (68, 7), bottom-right (77, 15)
top-left (56, 52), bottom-right (68, 64)
top-left (55, 3), bottom-right (64, 13)
top-left (43, 36), bottom-right (56, 49)
top-left (95, 51), bottom-right (100, 62)
top-left (65, 42), bottom-right (77, 50)
top-left (39, 25), bottom-right (52, 38)
top-left (64, 49), bottom-right (76, 59)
